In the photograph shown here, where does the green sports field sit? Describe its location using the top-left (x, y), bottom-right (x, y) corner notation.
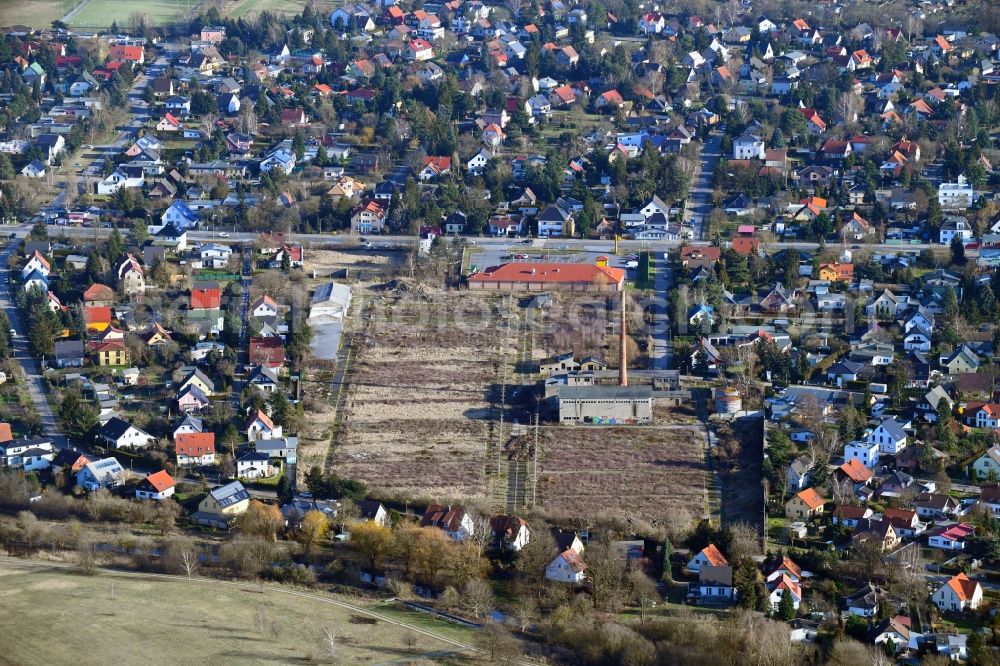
top-left (66, 0), bottom-right (197, 28)
top-left (229, 0), bottom-right (319, 18)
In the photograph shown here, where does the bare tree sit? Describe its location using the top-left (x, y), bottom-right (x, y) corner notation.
top-left (239, 102), bottom-right (258, 135)
top-left (256, 606), bottom-right (267, 634)
top-left (905, 15), bottom-right (923, 43)
top-left (834, 91), bottom-right (862, 126)
top-left (319, 626), bottom-right (339, 660)
top-left (830, 476), bottom-right (857, 506)
top-left (269, 620), bottom-right (283, 640)
top-left (727, 521), bottom-right (762, 563)
top-left (181, 549), bottom-right (199, 581)
top-left (476, 621), bottom-right (520, 663)
top-left (77, 534), bottom-right (99, 574)
top-left (461, 578), bottom-right (496, 618)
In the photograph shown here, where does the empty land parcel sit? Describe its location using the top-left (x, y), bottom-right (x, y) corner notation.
top-left (0, 559), bottom-right (472, 665)
top-left (537, 424), bottom-right (708, 525)
top-left (330, 287), bottom-right (514, 502)
top-left (0, 0), bottom-right (67, 28)
top-left (327, 280), bottom-right (708, 524)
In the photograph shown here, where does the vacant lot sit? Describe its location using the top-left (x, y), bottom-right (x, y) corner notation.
top-left (0, 559), bottom-right (469, 665)
top-left (537, 425), bottom-right (708, 525)
top-left (0, 0), bottom-right (66, 27)
top-left (295, 247), bottom-right (397, 474)
top-left (331, 287), bottom-right (513, 502)
top-left (66, 0), bottom-right (193, 28)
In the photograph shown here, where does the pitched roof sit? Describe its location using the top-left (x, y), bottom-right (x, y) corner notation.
top-left (84, 305), bottom-right (112, 324)
top-left (421, 504), bottom-right (468, 532)
top-left (175, 432), bottom-right (215, 457)
top-left (945, 572), bottom-right (980, 601)
top-left (793, 487), bottom-right (825, 510)
top-left (838, 458), bottom-right (874, 483)
top-left (558, 548), bottom-right (587, 572)
top-left (246, 409), bottom-right (275, 431)
top-left (699, 543), bottom-right (728, 566)
top-left (876, 417), bottom-right (906, 441)
top-left (98, 416), bottom-right (134, 440)
top-left (0, 422), bottom-right (12, 443)
top-left (190, 282), bottom-right (221, 309)
top-left (142, 469), bottom-right (175, 492)
top-left (208, 480), bottom-right (250, 507)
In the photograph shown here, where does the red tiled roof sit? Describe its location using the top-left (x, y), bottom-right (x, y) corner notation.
top-left (191, 286), bottom-right (221, 309)
top-left (175, 432), bottom-right (216, 457)
top-left (469, 262), bottom-right (625, 287)
top-left (794, 487), bottom-right (825, 510)
top-left (700, 543), bottom-right (728, 566)
top-left (838, 458), bottom-right (873, 483)
top-left (0, 422), bottom-right (12, 443)
top-left (110, 44), bottom-right (143, 61)
top-left (947, 572), bottom-right (979, 601)
top-left (559, 548), bottom-right (587, 572)
top-left (84, 306), bottom-right (112, 324)
top-left (142, 469), bottom-right (175, 492)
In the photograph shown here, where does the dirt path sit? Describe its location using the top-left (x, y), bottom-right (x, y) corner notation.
top-left (60, 0), bottom-right (90, 24)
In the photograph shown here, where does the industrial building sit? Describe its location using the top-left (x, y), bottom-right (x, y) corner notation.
top-left (557, 385), bottom-right (653, 424)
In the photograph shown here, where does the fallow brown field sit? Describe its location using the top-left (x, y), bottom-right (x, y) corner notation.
top-left (329, 288), bottom-right (515, 502)
top-left (536, 425), bottom-right (708, 525)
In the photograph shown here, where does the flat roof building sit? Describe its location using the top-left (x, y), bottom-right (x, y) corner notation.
top-left (558, 385), bottom-right (653, 424)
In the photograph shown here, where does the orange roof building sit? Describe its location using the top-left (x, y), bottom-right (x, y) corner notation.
top-left (136, 470), bottom-right (175, 499)
top-left (786, 487), bottom-right (825, 519)
top-left (688, 543), bottom-right (729, 572)
top-left (838, 458), bottom-right (874, 484)
top-left (468, 262), bottom-right (625, 293)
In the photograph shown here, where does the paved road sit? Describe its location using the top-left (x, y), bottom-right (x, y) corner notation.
top-left (650, 252), bottom-right (671, 371)
top-left (686, 132), bottom-right (722, 241)
top-left (0, 239), bottom-right (67, 447)
top-left (43, 224), bottom-right (940, 257)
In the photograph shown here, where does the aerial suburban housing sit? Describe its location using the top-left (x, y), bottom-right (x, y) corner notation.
top-left (2, 0), bottom-right (1000, 662)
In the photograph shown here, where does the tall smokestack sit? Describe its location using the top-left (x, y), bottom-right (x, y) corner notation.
top-left (619, 291), bottom-right (628, 386)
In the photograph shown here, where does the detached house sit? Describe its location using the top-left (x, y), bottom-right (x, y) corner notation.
top-left (869, 418), bottom-right (907, 455)
top-left (785, 488), bottom-right (825, 520)
top-left (194, 481), bottom-right (251, 528)
top-left (175, 432), bottom-right (217, 466)
top-left (245, 410), bottom-right (283, 441)
top-left (421, 504), bottom-right (475, 541)
top-left (98, 417), bottom-right (155, 449)
top-left (135, 470), bottom-right (176, 500)
top-left (490, 515), bottom-right (531, 551)
top-left (687, 544), bottom-right (728, 573)
top-left (933, 573), bottom-right (983, 612)
top-left (546, 548), bottom-right (587, 583)
top-left (76, 457), bottom-right (127, 492)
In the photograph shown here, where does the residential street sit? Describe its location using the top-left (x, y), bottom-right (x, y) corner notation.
top-left (0, 236), bottom-right (67, 448)
top-left (686, 132), bottom-right (722, 241)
